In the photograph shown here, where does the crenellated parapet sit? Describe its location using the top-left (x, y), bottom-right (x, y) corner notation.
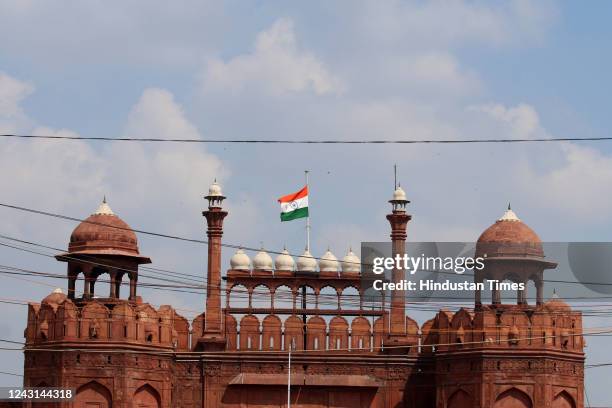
top-left (25, 290), bottom-right (190, 352)
top-left (425, 303), bottom-right (583, 353)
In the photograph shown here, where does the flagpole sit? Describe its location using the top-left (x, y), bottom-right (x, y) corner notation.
top-left (305, 170), bottom-right (310, 252)
top-left (287, 341), bottom-right (292, 408)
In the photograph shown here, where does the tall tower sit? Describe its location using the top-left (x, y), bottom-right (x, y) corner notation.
top-left (196, 180), bottom-right (228, 351)
top-left (385, 185), bottom-right (411, 341)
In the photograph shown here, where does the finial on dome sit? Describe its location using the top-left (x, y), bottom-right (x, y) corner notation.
top-left (93, 197), bottom-right (114, 215)
top-left (498, 204), bottom-right (520, 222)
top-left (508, 202), bottom-right (511, 210)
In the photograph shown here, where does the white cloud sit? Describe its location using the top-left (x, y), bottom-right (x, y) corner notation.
top-left (520, 143), bottom-right (612, 216)
top-left (0, 72), bottom-right (34, 132)
top-left (468, 103), bottom-right (542, 138)
top-left (381, 52), bottom-right (481, 97)
top-left (355, 0), bottom-right (557, 49)
top-left (201, 18), bottom-right (343, 95)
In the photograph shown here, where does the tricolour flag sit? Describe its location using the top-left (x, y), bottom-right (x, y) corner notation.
top-left (278, 186), bottom-right (309, 222)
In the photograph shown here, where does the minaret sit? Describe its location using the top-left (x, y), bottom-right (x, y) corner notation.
top-left (197, 180), bottom-right (228, 351)
top-left (386, 184), bottom-right (411, 339)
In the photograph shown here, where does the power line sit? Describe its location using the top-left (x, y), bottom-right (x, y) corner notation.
top-left (0, 328), bottom-right (611, 354)
top-left (7, 203), bottom-right (612, 292)
top-left (0, 370), bottom-right (23, 377)
top-left (2, 134), bottom-right (612, 144)
top-left (0, 203), bottom-right (364, 266)
top-left (5, 230), bottom-right (612, 302)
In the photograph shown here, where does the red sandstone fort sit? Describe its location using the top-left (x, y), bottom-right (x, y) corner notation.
top-left (16, 182), bottom-right (584, 407)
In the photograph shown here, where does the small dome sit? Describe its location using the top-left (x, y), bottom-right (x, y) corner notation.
top-left (475, 205), bottom-right (543, 259)
top-left (275, 248), bottom-right (295, 271)
top-left (253, 249), bottom-right (273, 270)
top-left (208, 180), bottom-right (223, 197)
top-left (392, 186), bottom-right (407, 201)
top-left (65, 198), bottom-right (149, 263)
top-left (230, 249), bottom-right (250, 270)
top-left (319, 249), bottom-right (339, 272)
top-left (297, 249), bottom-right (317, 272)
top-left (342, 248), bottom-right (361, 273)
top-left (545, 292), bottom-right (571, 312)
top-left (42, 288), bottom-right (67, 306)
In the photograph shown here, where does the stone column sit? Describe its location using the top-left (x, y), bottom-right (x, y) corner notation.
top-left (82, 265), bottom-right (94, 299)
top-left (129, 274), bottom-right (138, 300)
top-left (202, 206), bottom-right (228, 338)
top-left (536, 278), bottom-right (544, 306)
top-left (109, 269), bottom-right (117, 298)
top-left (386, 209), bottom-right (411, 337)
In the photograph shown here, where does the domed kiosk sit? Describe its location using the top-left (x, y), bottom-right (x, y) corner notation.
top-left (55, 198), bottom-right (151, 301)
top-left (474, 205), bottom-right (556, 307)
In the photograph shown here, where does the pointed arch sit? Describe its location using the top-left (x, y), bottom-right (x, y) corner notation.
top-left (74, 381), bottom-right (112, 408)
top-left (340, 286), bottom-right (360, 310)
top-left (494, 388), bottom-right (532, 408)
top-left (251, 284), bottom-right (272, 309)
top-left (134, 383), bottom-right (161, 408)
top-left (448, 389), bottom-right (473, 408)
top-left (239, 315), bottom-right (260, 350)
top-left (351, 316), bottom-right (371, 351)
top-left (284, 315), bottom-right (304, 351)
top-left (552, 390), bottom-right (576, 408)
top-left (329, 316), bottom-right (349, 351)
top-left (262, 314), bottom-right (282, 351)
top-left (306, 316), bottom-right (326, 350)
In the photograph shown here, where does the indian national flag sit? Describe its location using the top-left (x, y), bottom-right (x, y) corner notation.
top-left (278, 186), bottom-right (309, 222)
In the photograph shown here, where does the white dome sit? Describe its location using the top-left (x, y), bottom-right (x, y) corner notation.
top-left (230, 249), bottom-right (250, 270)
top-left (319, 249), bottom-right (339, 272)
top-left (208, 180), bottom-right (223, 197)
top-left (253, 249), bottom-right (273, 270)
top-left (342, 248), bottom-right (361, 273)
top-left (297, 249), bottom-right (317, 272)
top-left (392, 186), bottom-right (407, 201)
top-left (275, 249), bottom-right (295, 271)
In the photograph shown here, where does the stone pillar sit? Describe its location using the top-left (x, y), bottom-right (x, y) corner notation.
top-left (492, 285), bottom-right (501, 305)
top-left (109, 269), bottom-right (117, 298)
top-left (67, 263), bottom-right (79, 300)
top-left (129, 274), bottom-right (138, 300)
top-left (386, 209), bottom-right (411, 337)
top-left (199, 201), bottom-right (228, 350)
top-left (474, 271), bottom-right (483, 308)
top-left (83, 265), bottom-right (94, 300)
top-left (536, 279), bottom-right (544, 306)
top-left (115, 272), bottom-right (123, 299)
top-left (517, 280), bottom-right (527, 305)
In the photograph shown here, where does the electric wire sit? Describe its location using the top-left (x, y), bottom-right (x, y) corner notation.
top-left (3, 133), bottom-right (612, 144)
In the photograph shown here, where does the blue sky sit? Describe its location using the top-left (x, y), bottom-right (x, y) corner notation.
top-left (1, 1), bottom-right (612, 404)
